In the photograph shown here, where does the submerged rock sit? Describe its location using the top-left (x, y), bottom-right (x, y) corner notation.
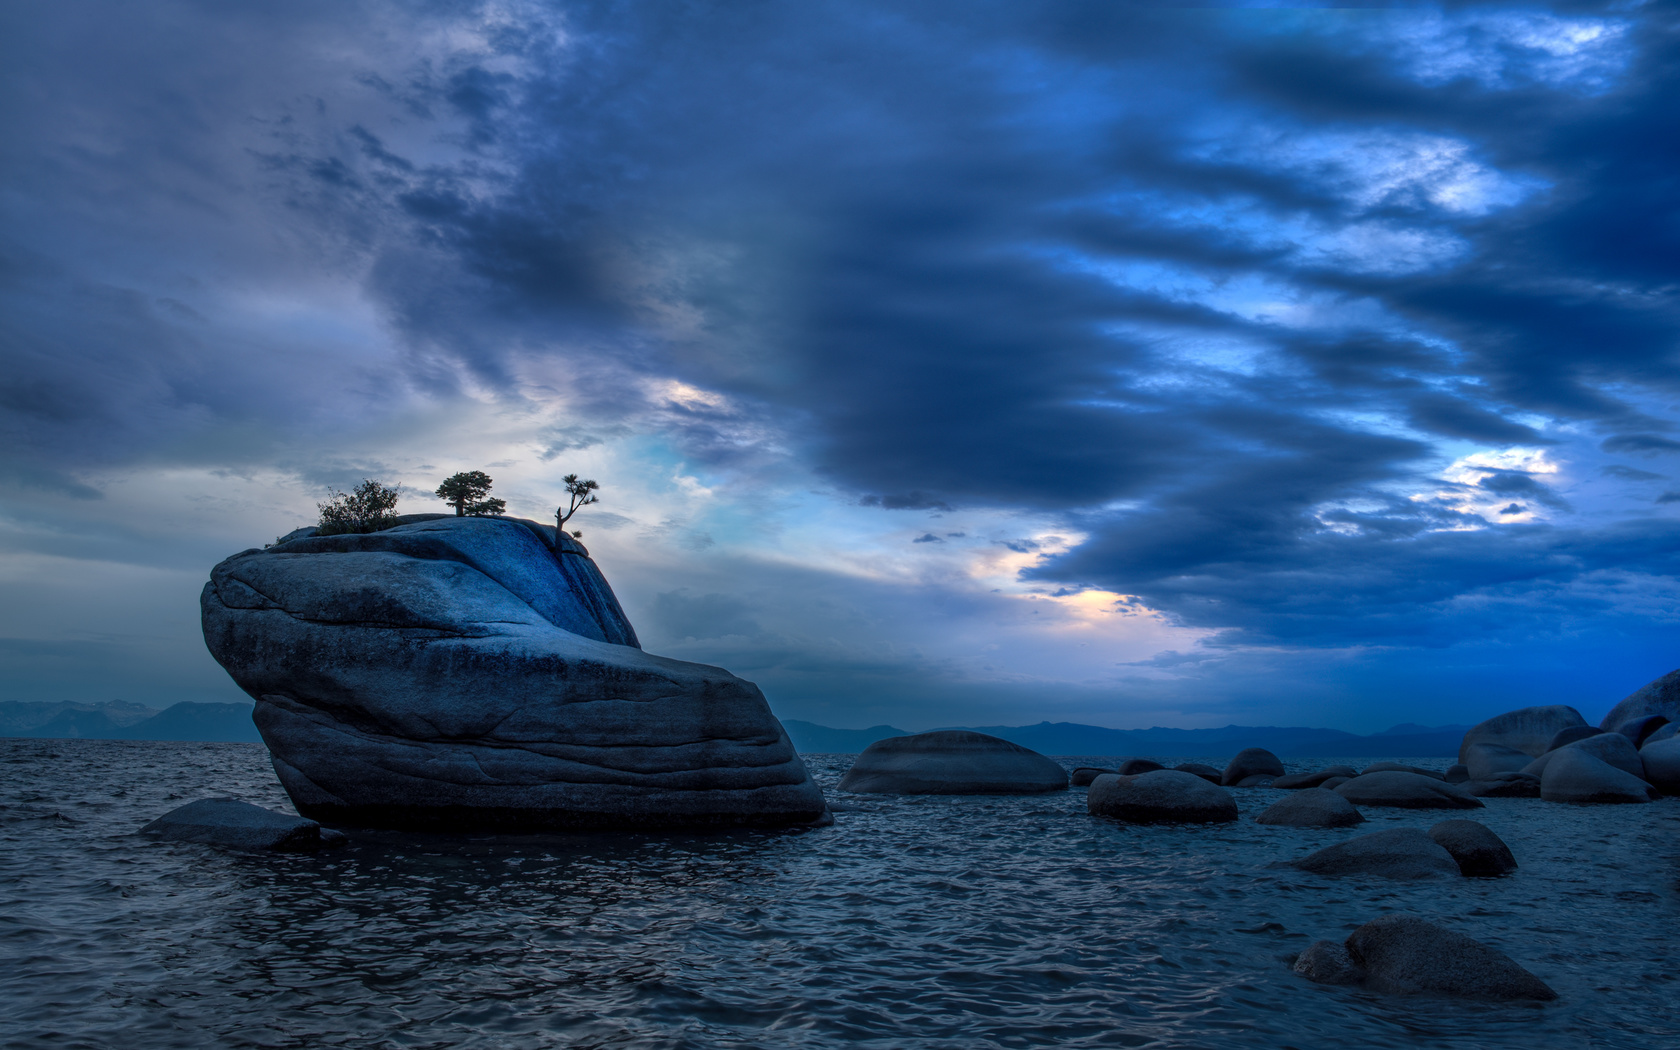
top-left (201, 515), bottom-right (828, 831)
top-left (1174, 763), bottom-right (1223, 783)
top-left (1087, 770), bottom-right (1238, 824)
top-left (1273, 766), bottom-right (1359, 790)
top-left (1540, 749), bottom-right (1656, 804)
top-left (1070, 767), bottom-right (1115, 787)
top-left (1293, 940), bottom-right (1365, 986)
top-left (1286, 828), bottom-right (1460, 879)
top-left (1467, 772), bottom-right (1541, 798)
top-left (1598, 668), bottom-right (1680, 731)
top-left (1222, 748), bottom-right (1285, 786)
top-left (141, 798), bottom-right (340, 852)
top-left (1428, 819), bottom-right (1517, 876)
top-left (839, 731), bottom-right (1067, 794)
top-left (1639, 738), bottom-right (1680, 795)
top-left (1345, 915), bottom-right (1556, 1000)
top-left (1459, 705), bottom-right (1588, 766)
top-left (1255, 787), bottom-right (1365, 828)
top-left (1334, 772), bottom-right (1483, 810)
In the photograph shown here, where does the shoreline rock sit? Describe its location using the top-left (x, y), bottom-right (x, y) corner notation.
top-left (839, 731), bottom-right (1067, 794)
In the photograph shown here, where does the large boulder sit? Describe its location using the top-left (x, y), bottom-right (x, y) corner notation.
top-left (1174, 762), bottom-right (1223, 784)
top-left (1546, 725), bottom-right (1603, 752)
top-left (1070, 767), bottom-right (1115, 787)
top-left (1639, 738), bottom-right (1680, 795)
top-left (1344, 915), bottom-right (1556, 1000)
top-left (141, 798), bottom-right (340, 852)
top-left (1459, 705), bottom-right (1588, 765)
top-left (1087, 770), bottom-right (1238, 823)
top-left (1254, 787), bottom-right (1365, 828)
top-left (1272, 766), bottom-right (1358, 790)
top-left (1540, 749), bottom-right (1656, 804)
top-left (1222, 747), bottom-right (1285, 786)
top-left (201, 515), bottom-right (828, 831)
top-left (1615, 715), bottom-right (1670, 748)
top-left (1522, 731), bottom-right (1645, 780)
top-left (1645, 722), bottom-right (1680, 747)
top-left (1467, 772), bottom-right (1541, 798)
top-left (1334, 772), bottom-right (1483, 810)
top-left (1599, 668), bottom-right (1680, 730)
top-left (1116, 757), bottom-right (1166, 776)
top-left (1285, 828), bottom-right (1460, 879)
top-left (1428, 819), bottom-right (1517, 877)
top-left (839, 731), bottom-right (1067, 794)
top-left (1461, 742), bottom-right (1534, 781)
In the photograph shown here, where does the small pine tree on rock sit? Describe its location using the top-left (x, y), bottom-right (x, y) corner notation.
top-left (435, 471), bottom-right (507, 517)
top-left (556, 474), bottom-right (599, 539)
top-left (318, 479), bottom-right (402, 535)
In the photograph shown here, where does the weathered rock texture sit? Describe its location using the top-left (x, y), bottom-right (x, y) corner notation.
top-left (1599, 668), bottom-right (1680, 731)
top-left (201, 515), bottom-right (828, 831)
top-left (1344, 915), bottom-right (1556, 1000)
top-left (837, 731), bottom-right (1068, 794)
top-left (1459, 704), bottom-right (1588, 765)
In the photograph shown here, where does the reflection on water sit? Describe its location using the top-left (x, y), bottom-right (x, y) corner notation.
top-left (1, 739), bottom-right (1676, 1049)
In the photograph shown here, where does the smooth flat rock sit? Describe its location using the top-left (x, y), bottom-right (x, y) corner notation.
top-left (1087, 770), bottom-right (1238, 824)
top-left (1459, 705), bottom-right (1588, 765)
top-left (1070, 767), bottom-right (1115, 787)
top-left (1222, 748), bottom-right (1285, 786)
top-left (141, 798), bottom-right (330, 852)
top-left (1428, 819), bottom-right (1517, 876)
top-left (1361, 762), bottom-right (1443, 779)
top-left (1273, 766), bottom-right (1359, 790)
top-left (202, 516), bottom-right (827, 831)
top-left (1345, 915), bottom-right (1556, 1000)
top-left (1255, 787), bottom-right (1365, 827)
top-left (1523, 732), bottom-right (1645, 780)
top-left (1116, 757), bottom-right (1165, 776)
top-left (1334, 772), bottom-right (1483, 810)
top-left (1467, 772), bottom-right (1541, 798)
top-left (1599, 668), bottom-right (1680, 731)
top-left (1174, 763), bottom-right (1223, 783)
top-left (1615, 715), bottom-right (1670, 748)
top-left (839, 731), bottom-right (1067, 794)
top-left (1546, 725), bottom-right (1604, 752)
top-left (1639, 738), bottom-right (1680, 794)
top-left (1293, 940), bottom-right (1365, 986)
top-left (1286, 828), bottom-right (1460, 879)
top-left (1540, 749), bottom-right (1656, 804)
top-left (1462, 742), bottom-right (1534, 781)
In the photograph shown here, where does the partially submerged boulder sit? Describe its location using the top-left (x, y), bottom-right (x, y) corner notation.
top-left (1116, 757), bottom-right (1165, 776)
top-left (1459, 705), bottom-right (1588, 765)
top-left (202, 515), bottom-right (828, 831)
top-left (1599, 668), bottom-right (1680, 731)
top-left (1292, 939), bottom-right (1365, 986)
top-left (1428, 819), bottom-right (1517, 877)
top-left (1272, 766), bottom-right (1358, 790)
top-left (1255, 787), bottom-right (1365, 828)
top-left (1334, 772), bottom-right (1483, 810)
top-left (1087, 769), bottom-right (1238, 824)
top-left (839, 731), bottom-right (1067, 794)
top-left (1343, 915), bottom-right (1555, 1000)
top-left (1070, 767), bottom-right (1115, 787)
top-left (1222, 748), bottom-right (1285, 786)
top-left (1639, 738), bottom-right (1680, 795)
top-left (1285, 828), bottom-right (1460, 879)
top-left (141, 798), bottom-right (342, 852)
top-left (1540, 749), bottom-right (1656, 804)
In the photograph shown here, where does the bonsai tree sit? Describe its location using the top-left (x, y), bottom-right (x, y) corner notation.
top-left (435, 470), bottom-right (507, 517)
top-left (318, 479), bottom-right (402, 535)
top-left (556, 474), bottom-right (599, 538)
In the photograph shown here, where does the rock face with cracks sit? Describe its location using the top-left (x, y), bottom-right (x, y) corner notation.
top-left (201, 515), bottom-right (829, 831)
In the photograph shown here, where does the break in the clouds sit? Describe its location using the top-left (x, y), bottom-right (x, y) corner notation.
top-left (1, 1), bottom-right (1676, 730)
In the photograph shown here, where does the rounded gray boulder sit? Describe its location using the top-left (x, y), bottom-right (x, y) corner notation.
top-left (1428, 819), bottom-right (1517, 876)
top-left (1467, 772), bottom-right (1540, 798)
top-left (1545, 725), bottom-right (1603, 752)
top-left (1462, 741), bottom-right (1535, 781)
top-left (1255, 787), bottom-right (1365, 828)
top-left (1222, 747), bottom-right (1285, 786)
top-left (1292, 940), bottom-right (1365, 986)
top-left (1639, 738), bottom-right (1680, 795)
top-left (1645, 722), bottom-right (1680, 747)
top-left (1523, 731), bottom-right (1645, 780)
top-left (1070, 766), bottom-right (1115, 787)
top-left (1361, 762), bottom-right (1443, 779)
top-left (1272, 766), bottom-right (1359, 790)
top-left (1615, 715), bottom-right (1669, 748)
top-left (1334, 772), bottom-right (1484, 810)
top-left (1540, 749), bottom-right (1656, 804)
top-left (1174, 762), bottom-right (1222, 783)
top-left (1459, 705), bottom-right (1588, 765)
top-left (141, 798), bottom-right (340, 852)
top-left (1598, 668), bottom-right (1680, 731)
top-left (1346, 915), bottom-right (1556, 1000)
top-left (839, 731), bottom-right (1068, 794)
top-left (1087, 769), bottom-right (1238, 824)
top-left (1286, 827), bottom-right (1460, 879)
top-left (1116, 757), bottom-right (1166, 776)
top-left (1442, 764), bottom-right (1469, 784)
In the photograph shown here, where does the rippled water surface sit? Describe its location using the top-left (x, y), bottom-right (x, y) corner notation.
top-left (2, 739), bottom-right (1677, 1049)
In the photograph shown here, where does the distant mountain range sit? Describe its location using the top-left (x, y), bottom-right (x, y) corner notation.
top-left (2, 702), bottom-right (1468, 758)
top-left (781, 719), bottom-right (1471, 758)
top-left (0, 700), bottom-right (262, 743)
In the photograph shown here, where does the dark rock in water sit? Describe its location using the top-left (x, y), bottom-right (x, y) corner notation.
top-left (1540, 749), bottom-right (1656, 804)
top-left (1174, 762), bottom-right (1222, 783)
top-left (1598, 668), bottom-right (1680, 731)
top-left (1443, 764), bottom-right (1469, 784)
top-left (1293, 940), bottom-right (1365, 986)
top-left (1428, 819), bottom-right (1517, 876)
top-left (1467, 772), bottom-right (1540, 798)
top-left (1116, 757), bottom-right (1165, 776)
top-left (1087, 770), bottom-right (1238, 824)
top-left (1615, 715), bottom-right (1670, 749)
top-left (1286, 828), bottom-right (1459, 879)
top-left (1334, 772), bottom-right (1483, 810)
top-left (141, 798), bottom-right (333, 852)
top-left (1459, 705), bottom-right (1588, 766)
top-left (1222, 747), bottom-right (1285, 786)
top-left (318, 828), bottom-right (349, 848)
top-left (1345, 915), bottom-right (1556, 1000)
top-left (1361, 762), bottom-right (1444, 779)
top-left (1070, 767), bottom-right (1115, 787)
top-left (1319, 776), bottom-right (1352, 790)
top-left (1462, 742), bottom-right (1535, 781)
top-left (1523, 732), bottom-right (1645, 780)
top-left (1273, 766), bottom-right (1359, 790)
top-left (201, 515), bottom-right (828, 831)
top-left (1234, 774), bottom-right (1276, 788)
top-left (1255, 788), bottom-right (1365, 828)
top-left (840, 731), bottom-right (1067, 794)
top-left (1546, 725), bottom-right (1603, 752)
top-left (1638, 738), bottom-right (1680, 795)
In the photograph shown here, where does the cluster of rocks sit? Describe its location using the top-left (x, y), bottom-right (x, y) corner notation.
top-left (1455, 693), bottom-right (1677, 803)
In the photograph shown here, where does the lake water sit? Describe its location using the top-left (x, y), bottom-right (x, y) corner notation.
top-left (2, 738), bottom-right (1676, 1049)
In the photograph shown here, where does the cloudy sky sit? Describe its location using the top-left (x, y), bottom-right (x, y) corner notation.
top-left (2, 1), bottom-right (1676, 732)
